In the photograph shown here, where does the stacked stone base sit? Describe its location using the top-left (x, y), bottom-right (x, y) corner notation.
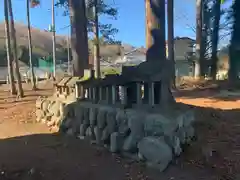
top-left (36, 98), bottom-right (195, 172)
top-left (35, 93), bottom-right (76, 129)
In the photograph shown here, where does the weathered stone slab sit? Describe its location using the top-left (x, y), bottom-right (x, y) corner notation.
top-left (48, 100), bottom-right (61, 117)
top-left (176, 126), bottom-right (195, 144)
top-left (96, 107), bottom-right (108, 129)
top-left (102, 110), bottom-right (117, 142)
top-left (36, 109), bottom-right (45, 122)
top-left (74, 103), bottom-right (84, 124)
top-left (116, 110), bottom-right (129, 136)
top-left (36, 97), bottom-right (43, 109)
top-left (144, 114), bottom-right (179, 137)
top-left (164, 135), bottom-right (182, 156)
top-left (110, 132), bottom-right (124, 153)
top-left (182, 110), bottom-right (195, 127)
top-left (89, 106), bottom-right (98, 126)
top-left (138, 136), bottom-right (173, 172)
top-left (122, 110), bottom-right (145, 152)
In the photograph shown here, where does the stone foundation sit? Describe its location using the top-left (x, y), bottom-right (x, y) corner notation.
top-left (35, 92), bottom-right (76, 128)
top-left (36, 97), bottom-right (195, 172)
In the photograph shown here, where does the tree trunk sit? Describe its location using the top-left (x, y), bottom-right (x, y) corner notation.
top-left (146, 0), bottom-right (153, 49)
top-left (210, 0), bottom-right (220, 80)
top-left (52, 0), bottom-right (56, 78)
top-left (149, 0), bottom-right (175, 105)
top-left (167, 0), bottom-right (176, 88)
top-left (201, 0), bottom-right (208, 76)
top-left (8, 0), bottom-right (24, 97)
top-left (27, 0), bottom-right (37, 90)
top-left (145, 0), bottom-right (161, 49)
top-left (93, 0), bottom-right (100, 78)
top-left (195, 0), bottom-right (204, 78)
top-left (68, 0), bottom-right (89, 77)
top-left (228, 0), bottom-right (240, 82)
top-left (149, 0), bottom-right (166, 59)
top-left (4, 0), bottom-right (16, 95)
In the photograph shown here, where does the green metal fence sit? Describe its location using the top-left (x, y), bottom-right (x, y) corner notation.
top-left (38, 56), bottom-right (53, 72)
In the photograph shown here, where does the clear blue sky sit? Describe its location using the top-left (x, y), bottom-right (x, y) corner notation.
top-left (0, 0), bottom-right (232, 47)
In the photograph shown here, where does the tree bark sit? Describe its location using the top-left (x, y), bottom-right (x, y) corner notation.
top-left (27, 0), bottom-right (37, 90)
top-left (93, 0), bottom-right (100, 78)
top-left (167, 0), bottom-right (176, 88)
top-left (145, 0), bottom-right (161, 49)
top-left (4, 0), bottom-right (16, 95)
top-left (201, 0), bottom-right (208, 76)
top-left (146, 0), bottom-right (153, 49)
top-left (195, 0), bottom-right (204, 78)
top-left (149, 0), bottom-right (175, 105)
top-left (228, 0), bottom-right (240, 82)
top-left (210, 0), bottom-right (220, 80)
top-left (149, 0), bottom-right (166, 59)
top-left (8, 0), bottom-right (24, 97)
top-left (68, 0), bottom-right (89, 77)
top-left (52, 0), bottom-right (56, 78)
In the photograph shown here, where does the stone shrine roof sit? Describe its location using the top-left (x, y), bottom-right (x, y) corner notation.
top-left (57, 76), bottom-right (71, 86)
top-left (66, 77), bottom-right (81, 87)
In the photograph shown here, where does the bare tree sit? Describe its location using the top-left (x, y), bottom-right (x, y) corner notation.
top-left (51, 0), bottom-right (56, 78)
top-left (167, 0), bottom-right (175, 88)
top-left (93, 0), bottom-right (100, 78)
top-left (4, 0), bottom-right (16, 95)
top-left (210, 0), bottom-right (221, 79)
top-left (195, 0), bottom-right (204, 78)
top-left (8, 0), bottom-right (24, 98)
top-left (27, 0), bottom-right (37, 90)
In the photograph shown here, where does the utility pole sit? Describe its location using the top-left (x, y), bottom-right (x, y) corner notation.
top-left (93, 0), bottom-right (100, 78)
top-left (52, 0), bottom-right (56, 78)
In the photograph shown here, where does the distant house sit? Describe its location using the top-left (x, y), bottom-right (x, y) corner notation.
top-left (95, 38), bottom-right (196, 77)
top-left (114, 37), bottom-right (196, 77)
top-left (115, 38), bottom-right (195, 77)
top-left (89, 44), bottom-right (122, 68)
top-left (166, 37), bottom-right (195, 77)
top-left (114, 47), bottom-right (146, 65)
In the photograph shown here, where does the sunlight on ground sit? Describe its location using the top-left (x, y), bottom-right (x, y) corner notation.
top-left (176, 90), bottom-right (240, 110)
top-left (0, 122), bottom-right (52, 139)
top-left (0, 82), bottom-right (240, 179)
top-left (177, 97), bottom-right (240, 110)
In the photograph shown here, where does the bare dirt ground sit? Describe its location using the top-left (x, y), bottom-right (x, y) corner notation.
top-left (0, 80), bottom-right (239, 180)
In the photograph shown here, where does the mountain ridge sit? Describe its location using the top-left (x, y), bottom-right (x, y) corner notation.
top-left (0, 22), bottom-right (139, 66)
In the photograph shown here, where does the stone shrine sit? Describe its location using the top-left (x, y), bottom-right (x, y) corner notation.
top-left (36, 0), bottom-right (195, 172)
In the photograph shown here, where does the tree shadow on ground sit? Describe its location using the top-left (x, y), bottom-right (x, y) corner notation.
top-left (2, 105), bottom-right (240, 180)
top-left (58, 102), bottom-right (240, 180)
top-left (174, 79), bottom-right (240, 101)
top-left (0, 132), bottom-right (216, 180)
top-left (180, 103), bottom-right (240, 180)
